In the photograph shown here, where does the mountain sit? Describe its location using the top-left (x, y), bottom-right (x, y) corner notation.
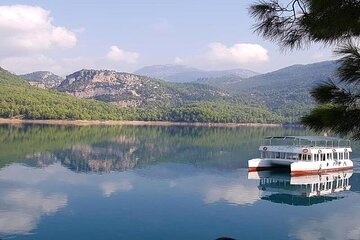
top-left (195, 61), bottom-right (339, 119)
top-left (56, 69), bottom-right (284, 122)
top-left (134, 64), bottom-right (259, 83)
top-left (19, 71), bottom-right (64, 89)
top-left (0, 67), bottom-right (139, 120)
top-left (57, 69), bottom-right (229, 108)
top-left (0, 66), bottom-right (285, 123)
top-left (196, 74), bottom-right (246, 87)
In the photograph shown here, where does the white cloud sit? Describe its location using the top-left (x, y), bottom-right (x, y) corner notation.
top-left (174, 57), bottom-right (184, 64)
top-left (0, 5), bottom-right (76, 56)
top-left (206, 42), bottom-right (269, 67)
top-left (0, 54), bottom-right (59, 75)
top-left (106, 45), bottom-right (140, 64)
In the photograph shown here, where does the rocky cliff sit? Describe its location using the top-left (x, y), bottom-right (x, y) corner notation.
top-left (57, 69), bottom-right (229, 108)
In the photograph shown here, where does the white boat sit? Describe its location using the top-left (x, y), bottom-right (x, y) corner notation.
top-left (248, 136), bottom-right (354, 175)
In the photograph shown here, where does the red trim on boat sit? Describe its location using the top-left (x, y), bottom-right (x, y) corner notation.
top-left (248, 166), bottom-right (273, 172)
top-left (291, 166), bottom-right (353, 176)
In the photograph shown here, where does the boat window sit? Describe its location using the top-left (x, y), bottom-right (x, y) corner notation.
top-left (314, 154), bottom-right (318, 161)
top-left (326, 153), bottom-right (332, 160)
top-left (339, 152), bottom-right (344, 160)
top-left (344, 152), bottom-right (349, 159)
top-left (276, 152), bottom-right (280, 158)
top-left (302, 154), bottom-right (306, 161)
top-left (333, 153), bottom-right (338, 160)
top-left (286, 153), bottom-right (296, 160)
top-left (307, 154), bottom-right (312, 161)
top-left (280, 152), bottom-right (285, 159)
top-left (321, 154), bottom-right (326, 161)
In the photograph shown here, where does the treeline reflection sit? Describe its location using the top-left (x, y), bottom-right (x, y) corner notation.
top-left (0, 124), bottom-right (316, 172)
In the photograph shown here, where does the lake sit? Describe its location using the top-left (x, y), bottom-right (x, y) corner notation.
top-left (0, 125), bottom-right (359, 240)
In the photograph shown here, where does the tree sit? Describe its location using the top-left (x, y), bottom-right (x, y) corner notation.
top-left (249, 0), bottom-right (360, 139)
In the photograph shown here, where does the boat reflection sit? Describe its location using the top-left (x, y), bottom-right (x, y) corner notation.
top-left (248, 170), bottom-right (353, 206)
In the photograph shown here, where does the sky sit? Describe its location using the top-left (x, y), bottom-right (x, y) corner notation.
top-left (0, 0), bottom-right (336, 76)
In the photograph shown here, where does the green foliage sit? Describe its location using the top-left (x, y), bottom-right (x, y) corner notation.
top-left (164, 100), bottom-right (285, 123)
top-left (0, 67), bottom-right (284, 123)
top-left (250, 0), bottom-right (360, 49)
top-left (250, 0), bottom-right (360, 139)
top-left (0, 68), bottom-right (138, 120)
top-left (302, 43), bottom-right (360, 139)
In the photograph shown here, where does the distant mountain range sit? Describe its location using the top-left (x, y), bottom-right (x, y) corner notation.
top-left (134, 64), bottom-right (259, 82)
top-left (19, 71), bottom-right (63, 89)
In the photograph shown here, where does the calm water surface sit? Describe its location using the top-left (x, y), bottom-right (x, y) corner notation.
top-left (0, 125), bottom-right (359, 240)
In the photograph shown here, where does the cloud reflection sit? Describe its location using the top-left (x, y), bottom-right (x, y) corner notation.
top-left (99, 180), bottom-right (133, 197)
top-left (204, 183), bottom-right (259, 206)
top-left (289, 207), bottom-right (360, 240)
top-left (0, 189), bottom-right (67, 235)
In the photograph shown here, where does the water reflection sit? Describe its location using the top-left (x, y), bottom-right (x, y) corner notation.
top-left (0, 125), bottom-right (318, 172)
top-left (204, 182), bottom-right (259, 206)
top-left (0, 125), bottom-right (359, 240)
top-left (249, 170), bottom-right (352, 206)
top-left (0, 187), bottom-right (67, 235)
top-left (289, 206), bottom-right (360, 240)
top-left (99, 180), bottom-right (134, 197)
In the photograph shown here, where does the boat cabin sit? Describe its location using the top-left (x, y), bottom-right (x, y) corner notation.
top-left (259, 136), bottom-right (352, 162)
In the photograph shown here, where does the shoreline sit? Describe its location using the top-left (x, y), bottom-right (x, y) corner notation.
top-left (0, 118), bottom-right (283, 128)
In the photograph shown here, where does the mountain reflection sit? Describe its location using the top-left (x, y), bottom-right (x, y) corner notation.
top-left (249, 170), bottom-right (353, 206)
top-left (0, 124), bottom-right (319, 173)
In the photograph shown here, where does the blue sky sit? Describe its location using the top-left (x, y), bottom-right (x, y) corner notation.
top-left (0, 0), bottom-right (334, 75)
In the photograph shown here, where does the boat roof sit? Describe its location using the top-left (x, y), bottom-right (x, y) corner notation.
top-left (265, 136), bottom-right (348, 142)
top-left (263, 136), bottom-right (350, 147)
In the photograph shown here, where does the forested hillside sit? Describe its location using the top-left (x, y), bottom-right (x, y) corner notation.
top-left (194, 61), bottom-right (338, 120)
top-left (0, 67), bottom-right (284, 123)
top-left (0, 67), bottom-right (139, 120)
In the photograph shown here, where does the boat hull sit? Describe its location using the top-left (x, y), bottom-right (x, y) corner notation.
top-left (248, 158), bottom-right (273, 171)
top-left (290, 160), bottom-right (353, 176)
top-left (248, 158), bottom-right (353, 176)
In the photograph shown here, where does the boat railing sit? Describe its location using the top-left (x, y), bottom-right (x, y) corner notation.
top-left (263, 136), bottom-right (350, 148)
